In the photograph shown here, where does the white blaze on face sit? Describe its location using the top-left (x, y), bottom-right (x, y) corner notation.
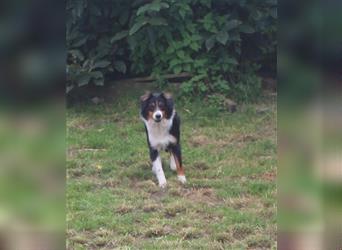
top-left (153, 110), bottom-right (163, 121)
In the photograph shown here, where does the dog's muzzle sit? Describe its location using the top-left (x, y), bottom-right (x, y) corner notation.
top-left (153, 110), bottom-right (163, 122)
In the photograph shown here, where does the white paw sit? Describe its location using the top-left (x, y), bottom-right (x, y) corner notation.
top-left (159, 180), bottom-right (167, 188)
top-left (177, 175), bottom-right (187, 184)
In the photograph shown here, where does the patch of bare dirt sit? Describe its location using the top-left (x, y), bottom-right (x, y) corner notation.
top-left (232, 224), bottom-right (253, 240)
top-left (182, 187), bottom-right (221, 205)
top-left (144, 225), bottom-right (173, 238)
top-left (250, 171), bottom-right (276, 182)
top-left (68, 119), bottom-right (94, 130)
top-left (193, 162), bottom-right (209, 170)
top-left (103, 178), bottom-right (121, 188)
top-left (180, 227), bottom-right (203, 240)
top-left (142, 203), bottom-right (160, 212)
top-left (189, 132), bottom-right (263, 150)
top-left (164, 204), bottom-right (186, 218)
top-left (150, 188), bottom-right (168, 201)
top-left (188, 134), bottom-right (231, 148)
top-left (189, 135), bottom-right (211, 147)
top-left (225, 196), bottom-right (259, 210)
top-left (133, 180), bottom-right (157, 189)
top-left (216, 232), bottom-right (234, 243)
top-left (247, 235), bottom-right (272, 249)
top-left (116, 204), bottom-right (134, 214)
top-left (68, 168), bottom-right (84, 178)
top-left (233, 134), bottom-right (259, 143)
top-left (260, 171), bottom-right (276, 181)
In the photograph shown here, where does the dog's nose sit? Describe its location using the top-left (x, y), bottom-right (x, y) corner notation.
top-left (155, 113), bottom-right (161, 119)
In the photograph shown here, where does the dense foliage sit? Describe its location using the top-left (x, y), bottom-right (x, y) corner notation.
top-left (67, 0), bottom-right (276, 101)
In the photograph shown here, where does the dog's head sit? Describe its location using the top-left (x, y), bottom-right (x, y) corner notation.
top-left (140, 92), bottom-right (174, 122)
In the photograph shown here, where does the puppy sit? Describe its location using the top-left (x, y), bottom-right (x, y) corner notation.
top-left (140, 92), bottom-right (186, 188)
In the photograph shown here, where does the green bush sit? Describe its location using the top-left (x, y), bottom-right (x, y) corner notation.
top-left (66, 0), bottom-right (276, 101)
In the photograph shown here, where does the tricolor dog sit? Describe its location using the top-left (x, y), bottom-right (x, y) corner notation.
top-left (140, 92), bottom-right (186, 188)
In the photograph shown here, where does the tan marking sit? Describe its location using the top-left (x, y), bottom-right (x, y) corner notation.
top-left (172, 153), bottom-right (185, 176)
top-left (163, 92), bottom-right (172, 99)
top-left (148, 111), bottom-right (154, 120)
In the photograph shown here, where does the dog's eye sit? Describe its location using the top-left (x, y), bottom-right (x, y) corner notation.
top-left (148, 103), bottom-right (155, 110)
top-left (158, 102), bottom-right (165, 109)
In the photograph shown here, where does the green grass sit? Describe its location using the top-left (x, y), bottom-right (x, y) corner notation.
top-left (67, 87), bottom-right (276, 249)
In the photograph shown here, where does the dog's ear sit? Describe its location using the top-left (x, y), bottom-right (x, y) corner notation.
top-left (162, 92), bottom-right (174, 117)
top-left (162, 92), bottom-right (173, 100)
top-left (140, 91), bottom-right (152, 118)
top-left (140, 91), bottom-right (152, 103)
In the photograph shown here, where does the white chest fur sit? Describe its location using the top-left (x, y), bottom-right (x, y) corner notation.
top-left (142, 112), bottom-right (176, 151)
top-left (145, 119), bottom-right (176, 151)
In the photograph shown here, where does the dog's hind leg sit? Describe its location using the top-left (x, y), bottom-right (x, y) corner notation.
top-left (170, 153), bottom-right (177, 171)
top-left (170, 145), bottom-right (186, 184)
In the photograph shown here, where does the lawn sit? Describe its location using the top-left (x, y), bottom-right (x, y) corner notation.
top-left (66, 83), bottom-right (277, 249)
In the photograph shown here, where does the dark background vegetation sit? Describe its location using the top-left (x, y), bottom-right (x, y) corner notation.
top-left (66, 0), bottom-right (277, 104)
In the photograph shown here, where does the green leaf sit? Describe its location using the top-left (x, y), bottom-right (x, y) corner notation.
top-left (176, 50), bottom-right (185, 59)
top-left (90, 71), bottom-right (104, 79)
top-left (199, 82), bottom-right (208, 92)
top-left (136, 1), bottom-right (169, 16)
top-left (148, 17), bottom-right (167, 26)
top-left (72, 36), bottom-right (87, 48)
top-left (114, 61), bottom-right (127, 73)
top-left (190, 42), bottom-right (200, 51)
top-left (179, 9), bottom-right (186, 19)
top-left (94, 78), bottom-right (104, 86)
top-left (183, 64), bottom-right (191, 72)
top-left (160, 2), bottom-right (169, 8)
top-left (205, 36), bottom-right (215, 51)
top-left (225, 20), bottom-right (241, 30)
top-left (239, 24), bottom-right (255, 34)
top-left (251, 10), bottom-right (262, 20)
top-left (69, 49), bottom-right (84, 61)
top-left (111, 30), bottom-right (129, 43)
top-left (173, 65), bottom-right (182, 74)
top-left (166, 46), bottom-right (175, 54)
top-left (216, 31), bottom-right (229, 45)
top-left (129, 21), bottom-right (147, 35)
top-left (77, 73), bottom-right (91, 87)
top-left (136, 4), bottom-right (148, 16)
top-left (66, 85), bottom-right (74, 93)
top-left (225, 57), bottom-right (238, 65)
top-left (82, 59), bottom-right (90, 68)
top-left (92, 60), bottom-right (111, 69)
top-left (170, 58), bottom-right (180, 67)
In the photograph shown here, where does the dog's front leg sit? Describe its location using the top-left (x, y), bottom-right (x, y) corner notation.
top-left (150, 148), bottom-right (167, 188)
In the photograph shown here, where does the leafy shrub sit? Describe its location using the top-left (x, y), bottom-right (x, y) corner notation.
top-left (66, 0), bottom-right (276, 102)
top-left (66, 0), bottom-right (130, 93)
